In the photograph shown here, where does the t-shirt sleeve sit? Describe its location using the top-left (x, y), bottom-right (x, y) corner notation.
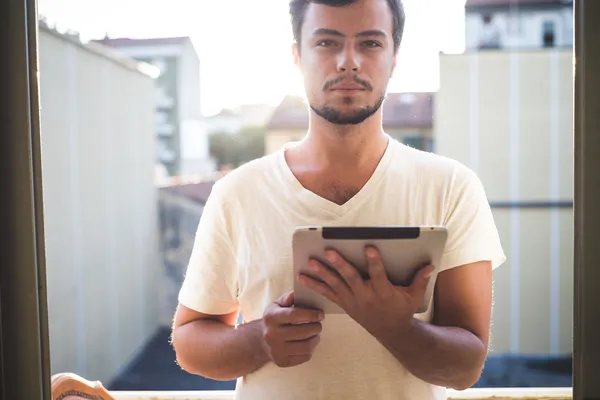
top-left (439, 163), bottom-right (507, 272)
top-left (177, 182), bottom-right (239, 315)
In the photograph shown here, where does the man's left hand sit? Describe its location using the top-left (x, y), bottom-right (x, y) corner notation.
top-left (298, 247), bottom-right (434, 336)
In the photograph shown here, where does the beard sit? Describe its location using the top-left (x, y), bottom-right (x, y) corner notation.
top-left (310, 93), bottom-right (386, 125)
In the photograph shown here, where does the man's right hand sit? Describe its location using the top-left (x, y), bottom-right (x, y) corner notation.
top-left (260, 291), bottom-right (324, 368)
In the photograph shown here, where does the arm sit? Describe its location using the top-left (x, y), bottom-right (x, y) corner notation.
top-left (171, 181), bottom-right (268, 381)
top-left (171, 304), bottom-right (270, 381)
top-left (172, 292), bottom-right (324, 381)
top-left (372, 261), bottom-right (492, 390)
top-left (173, 183), bottom-right (323, 380)
top-left (374, 163), bottom-right (503, 389)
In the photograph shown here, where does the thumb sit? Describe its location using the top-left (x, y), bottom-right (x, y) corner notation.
top-left (274, 290), bottom-right (294, 308)
top-left (409, 264), bottom-right (434, 297)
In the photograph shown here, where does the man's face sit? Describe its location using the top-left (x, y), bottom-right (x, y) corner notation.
top-left (294, 0), bottom-right (397, 126)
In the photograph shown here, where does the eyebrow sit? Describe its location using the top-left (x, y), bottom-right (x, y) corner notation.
top-left (312, 28), bottom-right (387, 38)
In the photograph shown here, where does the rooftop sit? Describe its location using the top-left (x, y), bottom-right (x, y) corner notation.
top-left (161, 181), bottom-right (215, 205)
top-left (95, 36), bottom-right (191, 48)
top-left (465, 0), bottom-right (572, 7)
top-left (38, 23), bottom-right (159, 78)
top-left (267, 92), bottom-right (433, 130)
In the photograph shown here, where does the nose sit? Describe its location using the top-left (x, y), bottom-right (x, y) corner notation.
top-left (337, 45), bottom-right (360, 73)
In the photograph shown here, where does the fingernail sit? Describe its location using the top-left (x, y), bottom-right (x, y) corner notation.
top-left (424, 266), bottom-right (434, 278)
top-left (318, 311), bottom-right (325, 321)
top-left (366, 248), bottom-right (377, 258)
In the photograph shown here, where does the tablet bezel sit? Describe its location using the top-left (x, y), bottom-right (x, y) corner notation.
top-left (292, 226), bottom-right (448, 314)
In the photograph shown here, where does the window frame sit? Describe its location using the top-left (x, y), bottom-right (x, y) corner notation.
top-left (1, 1), bottom-right (598, 399)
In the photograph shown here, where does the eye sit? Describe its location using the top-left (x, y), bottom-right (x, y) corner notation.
top-left (316, 39), bottom-right (337, 47)
top-left (363, 40), bottom-right (382, 48)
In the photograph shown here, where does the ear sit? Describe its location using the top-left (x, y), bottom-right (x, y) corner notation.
top-left (292, 42), bottom-right (301, 67)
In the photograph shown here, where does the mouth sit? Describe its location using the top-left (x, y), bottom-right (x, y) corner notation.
top-left (330, 87), bottom-right (366, 92)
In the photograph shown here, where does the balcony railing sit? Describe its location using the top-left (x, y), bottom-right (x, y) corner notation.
top-left (110, 387), bottom-right (572, 400)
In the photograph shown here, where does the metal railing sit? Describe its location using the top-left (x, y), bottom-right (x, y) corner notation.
top-left (111, 387), bottom-right (573, 400)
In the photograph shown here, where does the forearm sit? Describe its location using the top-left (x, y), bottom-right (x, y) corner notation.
top-left (173, 319), bottom-right (270, 381)
top-left (375, 319), bottom-right (487, 390)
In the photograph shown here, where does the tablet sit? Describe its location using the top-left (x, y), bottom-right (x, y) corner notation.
top-left (292, 226), bottom-right (448, 314)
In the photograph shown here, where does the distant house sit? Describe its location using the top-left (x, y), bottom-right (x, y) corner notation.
top-left (205, 104), bottom-right (275, 135)
top-left (465, 0), bottom-right (573, 51)
top-left (265, 93), bottom-right (434, 154)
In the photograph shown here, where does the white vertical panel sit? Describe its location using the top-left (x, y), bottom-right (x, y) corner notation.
top-left (39, 26), bottom-right (160, 383)
top-left (66, 44), bottom-right (87, 375)
top-left (509, 52), bottom-right (521, 354)
top-left (469, 55), bottom-right (479, 173)
top-left (101, 60), bottom-right (121, 368)
top-left (549, 50), bottom-right (562, 354)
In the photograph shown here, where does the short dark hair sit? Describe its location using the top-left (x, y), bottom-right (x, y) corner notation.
top-left (289, 0), bottom-right (406, 54)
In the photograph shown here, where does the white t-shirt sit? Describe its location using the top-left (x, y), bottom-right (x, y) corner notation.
top-left (178, 137), bottom-right (506, 400)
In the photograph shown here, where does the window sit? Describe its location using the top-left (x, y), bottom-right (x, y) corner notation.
top-left (479, 14), bottom-right (502, 49)
top-left (5, 1), bottom-right (600, 399)
top-left (543, 20), bottom-right (556, 48)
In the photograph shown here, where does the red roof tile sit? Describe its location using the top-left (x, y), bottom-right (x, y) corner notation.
top-left (267, 92), bottom-right (433, 130)
top-left (162, 181), bottom-right (215, 205)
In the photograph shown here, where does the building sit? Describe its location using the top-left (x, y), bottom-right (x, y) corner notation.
top-left (435, 1), bottom-right (574, 357)
top-left (265, 93), bottom-right (434, 155)
top-left (204, 109), bottom-right (243, 135)
top-left (465, 0), bottom-right (573, 50)
top-left (95, 36), bottom-right (214, 177)
top-left (204, 104), bottom-right (275, 135)
top-left (38, 23), bottom-right (162, 384)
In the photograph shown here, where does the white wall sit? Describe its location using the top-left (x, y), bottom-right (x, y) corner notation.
top-left (178, 40), bottom-right (202, 121)
top-left (39, 26), bottom-right (162, 383)
top-left (435, 50), bottom-right (573, 356)
top-left (180, 119), bottom-right (216, 175)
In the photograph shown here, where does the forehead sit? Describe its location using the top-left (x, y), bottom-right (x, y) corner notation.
top-left (302, 0), bottom-right (394, 38)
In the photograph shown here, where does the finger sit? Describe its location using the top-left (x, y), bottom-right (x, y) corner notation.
top-left (323, 250), bottom-right (365, 294)
top-left (307, 258), bottom-right (354, 297)
top-left (282, 354), bottom-right (313, 368)
top-left (276, 306), bottom-right (324, 325)
top-left (409, 264), bottom-right (434, 298)
top-left (274, 291), bottom-right (294, 308)
top-left (298, 273), bottom-right (340, 305)
top-left (365, 246), bottom-right (391, 293)
top-left (283, 334), bottom-right (321, 355)
top-left (280, 322), bottom-right (322, 341)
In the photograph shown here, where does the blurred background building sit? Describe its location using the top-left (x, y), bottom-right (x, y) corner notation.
top-left (95, 35), bottom-right (215, 178)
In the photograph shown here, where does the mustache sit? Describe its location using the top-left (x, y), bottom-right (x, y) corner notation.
top-left (323, 75), bottom-right (373, 91)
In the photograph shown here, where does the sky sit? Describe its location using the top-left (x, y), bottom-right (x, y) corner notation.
top-left (38, 0), bottom-right (467, 116)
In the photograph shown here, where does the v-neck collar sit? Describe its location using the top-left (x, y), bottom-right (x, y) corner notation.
top-left (277, 135), bottom-right (395, 218)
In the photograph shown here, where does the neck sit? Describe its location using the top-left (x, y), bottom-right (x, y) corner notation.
top-left (300, 109), bottom-right (388, 167)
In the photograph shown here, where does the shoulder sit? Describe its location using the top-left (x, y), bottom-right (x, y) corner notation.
top-left (208, 152), bottom-right (279, 208)
top-left (391, 139), bottom-right (480, 187)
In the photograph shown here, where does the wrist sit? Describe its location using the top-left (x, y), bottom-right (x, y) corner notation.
top-left (399, 316), bottom-right (417, 336)
top-left (237, 319), bottom-right (272, 367)
top-left (252, 318), bottom-right (273, 365)
top-left (369, 315), bottom-right (417, 346)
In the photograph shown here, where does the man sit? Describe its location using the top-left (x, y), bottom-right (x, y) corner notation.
top-left (171, 0), bottom-right (506, 399)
